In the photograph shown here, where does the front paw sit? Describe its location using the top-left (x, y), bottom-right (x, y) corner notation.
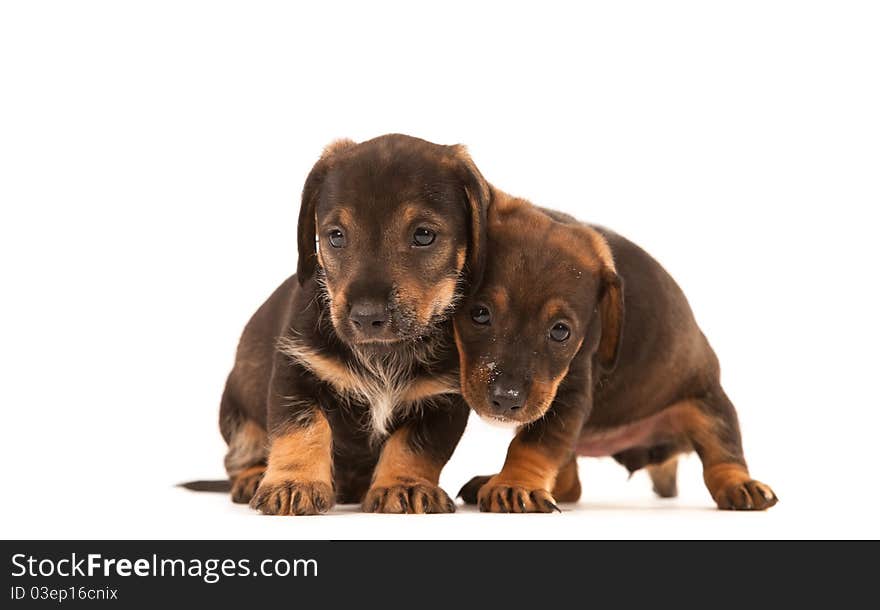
top-left (363, 479), bottom-right (455, 514)
top-left (715, 479), bottom-right (778, 511)
top-left (249, 480), bottom-right (334, 515)
top-left (477, 478), bottom-right (561, 513)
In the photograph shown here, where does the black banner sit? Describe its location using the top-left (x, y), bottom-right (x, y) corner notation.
top-left (0, 540), bottom-right (871, 606)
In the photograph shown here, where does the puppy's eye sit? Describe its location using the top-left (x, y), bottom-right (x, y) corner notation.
top-left (328, 229), bottom-right (346, 248)
top-left (413, 227), bottom-right (436, 247)
top-left (550, 323), bottom-right (571, 342)
top-left (471, 306), bottom-right (491, 325)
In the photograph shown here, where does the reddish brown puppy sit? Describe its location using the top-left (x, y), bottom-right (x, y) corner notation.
top-left (456, 190), bottom-right (777, 512)
top-left (220, 134), bottom-right (488, 515)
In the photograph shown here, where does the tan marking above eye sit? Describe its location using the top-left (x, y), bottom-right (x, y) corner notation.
top-left (487, 286), bottom-right (510, 313)
top-left (318, 207), bottom-right (356, 232)
top-left (539, 297), bottom-right (577, 328)
top-left (396, 202), bottom-right (447, 229)
top-left (399, 204), bottom-right (426, 225)
top-left (335, 207), bottom-right (356, 228)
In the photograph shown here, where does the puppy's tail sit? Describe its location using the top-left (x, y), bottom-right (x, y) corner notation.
top-left (178, 480), bottom-right (231, 493)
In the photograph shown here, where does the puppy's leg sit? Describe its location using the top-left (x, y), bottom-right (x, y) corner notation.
top-left (246, 351), bottom-right (337, 515)
top-left (686, 390), bottom-right (778, 510)
top-left (551, 455), bottom-right (582, 503)
top-left (646, 457), bottom-right (678, 499)
top-left (249, 407), bottom-right (335, 515)
top-left (460, 456), bottom-right (581, 505)
top-left (477, 392), bottom-right (588, 513)
top-left (220, 392), bottom-right (267, 504)
top-left (362, 397), bottom-right (469, 514)
top-left (477, 438), bottom-right (564, 513)
top-left (230, 464), bottom-right (266, 504)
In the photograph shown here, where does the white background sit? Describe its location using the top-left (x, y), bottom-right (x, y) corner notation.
top-left (2, 1), bottom-right (878, 539)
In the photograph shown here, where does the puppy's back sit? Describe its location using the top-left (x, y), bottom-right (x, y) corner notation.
top-left (590, 226), bottom-right (720, 424)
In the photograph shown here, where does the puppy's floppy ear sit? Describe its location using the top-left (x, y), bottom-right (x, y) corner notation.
top-left (450, 145), bottom-right (490, 293)
top-left (296, 139), bottom-right (356, 285)
top-left (577, 225), bottom-right (624, 371)
top-left (597, 268), bottom-right (624, 371)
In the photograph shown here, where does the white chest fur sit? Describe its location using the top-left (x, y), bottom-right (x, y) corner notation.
top-left (277, 336), bottom-right (457, 438)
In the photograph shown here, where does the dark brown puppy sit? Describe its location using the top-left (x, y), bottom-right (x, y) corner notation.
top-left (220, 134), bottom-right (487, 515)
top-left (455, 189), bottom-right (777, 511)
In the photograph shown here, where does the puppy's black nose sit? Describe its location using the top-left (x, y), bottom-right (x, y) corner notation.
top-left (349, 300), bottom-right (390, 338)
top-left (489, 381), bottom-right (524, 416)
